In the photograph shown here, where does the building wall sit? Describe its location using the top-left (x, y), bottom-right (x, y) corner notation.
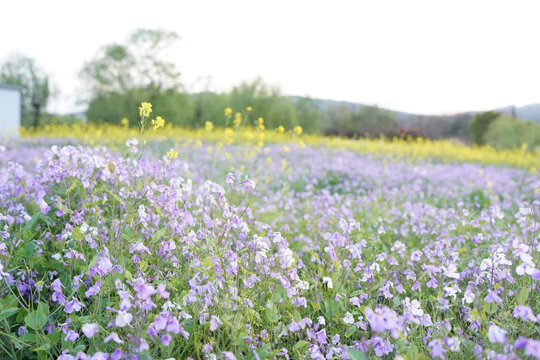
top-left (0, 85), bottom-right (21, 138)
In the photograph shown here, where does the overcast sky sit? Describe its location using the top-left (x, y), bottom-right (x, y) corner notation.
top-left (2, 0), bottom-right (539, 115)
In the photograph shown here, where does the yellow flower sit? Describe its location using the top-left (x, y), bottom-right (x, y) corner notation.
top-left (152, 116), bottom-right (165, 130)
top-left (205, 121), bottom-right (214, 131)
top-left (277, 126), bottom-right (285, 134)
top-left (121, 118), bottom-right (129, 127)
top-left (167, 149), bottom-right (178, 159)
top-left (234, 112), bottom-right (242, 126)
top-left (139, 102), bottom-right (152, 117)
top-left (224, 107), bottom-right (233, 117)
top-left (246, 106), bottom-right (253, 112)
top-left (293, 126), bottom-right (302, 135)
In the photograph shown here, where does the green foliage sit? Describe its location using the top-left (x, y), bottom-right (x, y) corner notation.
top-left (325, 104), bottom-right (395, 137)
top-left (0, 53), bottom-right (52, 128)
top-left (80, 28), bottom-right (182, 97)
top-left (469, 111), bottom-right (500, 145)
top-left (86, 88), bottom-right (195, 127)
top-left (484, 115), bottom-right (540, 150)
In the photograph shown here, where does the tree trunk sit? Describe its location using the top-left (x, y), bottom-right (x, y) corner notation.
top-left (32, 104), bottom-right (40, 131)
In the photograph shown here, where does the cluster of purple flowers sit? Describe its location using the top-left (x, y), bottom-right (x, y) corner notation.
top-left (0, 139), bottom-right (538, 359)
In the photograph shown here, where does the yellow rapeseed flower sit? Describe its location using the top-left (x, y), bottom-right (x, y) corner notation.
top-left (167, 149), bottom-right (178, 159)
top-left (139, 102), bottom-right (152, 117)
top-left (234, 112), bottom-right (242, 127)
top-left (121, 118), bottom-right (129, 127)
top-left (152, 116), bottom-right (165, 130)
top-left (277, 126), bottom-right (285, 133)
top-left (224, 107), bottom-right (233, 117)
top-left (246, 106), bottom-right (253, 111)
top-left (205, 121), bottom-right (214, 131)
top-left (293, 126), bottom-right (302, 135)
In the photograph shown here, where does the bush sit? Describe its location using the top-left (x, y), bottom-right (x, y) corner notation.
top-left (485, 115), bottom-right (540, 150)
top-left (469, 111), bottom-right (500, 145)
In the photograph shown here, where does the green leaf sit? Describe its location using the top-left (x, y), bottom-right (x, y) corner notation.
top-left (0, 308), bottom-right (20, 321)
top-left (345, 326), bottom-right (357, 338)
top-left (33, 343), bottom-right (51, 352)
top-left (265, 308), bottom-right (280, 323)
top-left (25, 310), bottom-right (48, 330)
top-left (517, 286), bottom-right (529, 305)
top-left (19, 333), bottom-right (39, 343)
top-left (294, 340), bottom-right (308, 352)
top-left (347, 349), bottom-right (367, 360)
top-left (23, 241), bottom-right (36, 260)
top-left (37, 301), bottom-right (50, 317)
top-left (255, 348), bottom-right (269, 360)
top-left (72, 227), bottom-right (84, 241)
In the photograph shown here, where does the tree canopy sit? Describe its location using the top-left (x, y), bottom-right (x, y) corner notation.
top-left (0, 53), bottom-right (51, 128)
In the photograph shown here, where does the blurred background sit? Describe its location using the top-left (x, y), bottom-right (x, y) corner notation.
top-left (1, 0), bottom-right (539, 149)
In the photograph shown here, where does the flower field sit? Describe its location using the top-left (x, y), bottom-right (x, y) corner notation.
top-left (0, 107), bottom-right (539, 360)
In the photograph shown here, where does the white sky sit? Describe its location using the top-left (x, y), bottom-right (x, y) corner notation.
top-left (2, 0), bottom-right (540, 115)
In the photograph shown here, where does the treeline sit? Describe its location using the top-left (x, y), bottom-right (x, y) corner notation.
top-left (2, 27), bottom-right (539, 149)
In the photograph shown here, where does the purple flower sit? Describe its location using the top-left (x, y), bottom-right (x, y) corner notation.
top-left (65, 298), bottom-right (84, 314)
top-left (222, 352), bottom-right (237, 360)
top-left (484, 290), bottom-right (502, 304)
top-left (525, 339), bottom-right (540, 360)
top-left (513, 305), bottom-right (537, 322)
top-left (115, 311), bottom-right (133, 327)
top-left (210, 315), bottom-right (222, 331)
top-left (428, 339), bottom-right (446, 359)
top-left (156, 283), bottom-right (169, 299)
top-left (371, 336), bottom-right (394, 357)
top-left (154, 314), bottom-right (168, 331)
top-left (427, 278), bottom-right (438, 288)
top-left (289, 322), bottom-right (300, 332)
top-left (161, 334), bottom-right (172, 346)
top-left (81, 323), bottom-right (99, 338)
top-left (315, 329), bottom-right (327, 344)
top-left (85, 281), bottom-right (101, 297)
top-left (104, 332), bottom-right (123, 344)
top-left (487, 324), bottom-right (507, 344)
top-left (64, 330), bottom-right (79, 342)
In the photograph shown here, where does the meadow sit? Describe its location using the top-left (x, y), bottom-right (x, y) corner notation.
top-left (0, 104), bottom-right (539, 360)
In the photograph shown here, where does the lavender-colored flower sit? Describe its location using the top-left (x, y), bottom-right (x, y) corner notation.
top-left (487, 324), bottom-right (507, 344)
top-left (65, 298), bottom-right (84, 314)
top-left (161, 334), bottom-right (172, 346)
top-left (210, 315), bottom-right (222, 331)
top-left (513, 305), bottom-right (537, 322)
top-left (64, 330), bottom-right (79, 342)
top-left (115, 311), bottom-right (133, 327)
top-left (81, 323), bottom-right (99, 338)
top-left (428, 339), bottom-right (446, 359)
top-left (104, 332), bottom-right (123, 344)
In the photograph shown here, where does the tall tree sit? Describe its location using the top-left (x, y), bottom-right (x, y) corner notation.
top-left (469, 111), bottom-right (500, 145)
top-left (80, 28), bottom-right (182, 98)
top-left (0, 53), bottom-right (51, 128)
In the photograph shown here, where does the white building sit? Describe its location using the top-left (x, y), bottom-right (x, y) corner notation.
top-left (0, 84), bottom-right (21, 138)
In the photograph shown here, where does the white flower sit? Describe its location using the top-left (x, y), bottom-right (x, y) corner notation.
top-left (343, 312), bottom-right (355, 325)
top-left (487, 324), bottom-right (507, 344)
top-left (463, 289), bottom-right (475, 304)
top-left (447, 337), bottom-right (461, 352)
top-left (322, 277), bottom-right (333, 289)
top-left (115, 311), bottom-right (133, 327)
top-left (104, 332), bottom-right (123, 344)
top-left (81, 323), bottom-right (99, 338)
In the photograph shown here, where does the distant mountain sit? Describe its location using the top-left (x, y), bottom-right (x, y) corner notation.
top-left (497, 104), bottom-right (540, 124)
top-left (302, 97), bottom-right (540, 124)
top-left (295, 97), bottom-right (540, 139)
